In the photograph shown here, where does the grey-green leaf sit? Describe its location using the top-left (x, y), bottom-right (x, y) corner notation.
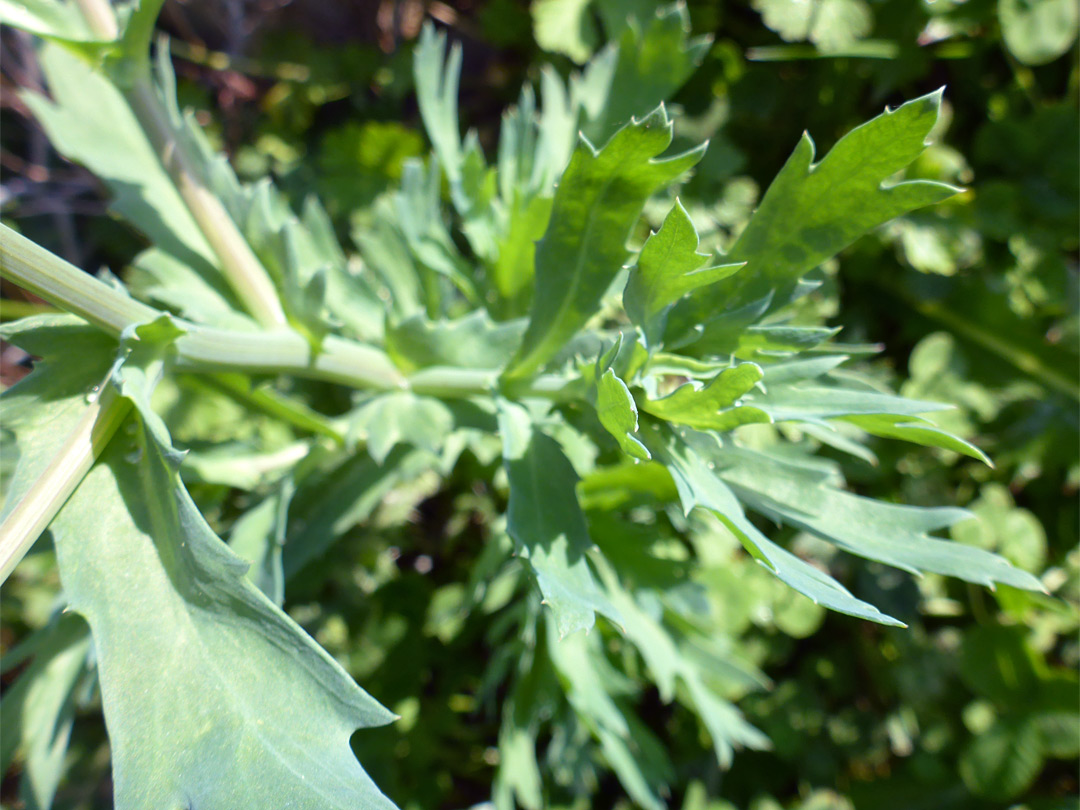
top-left (0, 315), bottom-right (117, 520)
top-left (413, 23), bottom-right (464, 184)
top-left (43, 330), bottom-right (398, 809)
top-left (581, 3), bottom-right (712, 144)
top-left (386, 310), bottom-right (526, 373)
top-left (504, 105), bottom-right (706, 380)
top-left (652, 427), bottom-right (904, 626)
top-left (672, 90), bottom-right (960, 330)
top-left (596, 561), bottom-right (770, 768)
top-left (746, 383), bottom-right (952, 422)
top-left (717, 445), bottom-right (1043, 591)
top-left (228, 479), bottom-right (295, 605)
top-left (641, 363), bottom-right (770, 432)
top-left (841, 413), bottom-right (991, 464)
top-left (624, 199), bottom-right (742, 348)
top-left (349, 392), bottom-right (455, 465)
top-left (23, 45), bottom-right (233, 309)
top-left (497, 401), bottom-right (622, 637)
top-left (596, 368), bottom-right (650, 460)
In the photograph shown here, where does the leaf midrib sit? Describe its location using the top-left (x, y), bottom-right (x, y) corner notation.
top-left (519, 163), bottom-right (623, 375)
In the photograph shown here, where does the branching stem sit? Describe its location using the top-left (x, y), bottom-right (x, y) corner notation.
top-left (72, 0), bottom-right (287, 329)
top-left (124, 78), bottom-right (288, 328)
top-left (1, 225), bottom-right (567, 400)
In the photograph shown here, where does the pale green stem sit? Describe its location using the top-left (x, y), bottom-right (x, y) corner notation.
top-left (0, 225), bottom-right (407, 391)
top-left (406, 366), bottom-right (574, 401)
top-left (187, 373), bottom-right (345, 444)
top-left (1, 225), bottom-right (160, 332)
top-left (71, 0), bottom-right (287, 329)
top-left (1, 226), bottom-right (574, 400)
top-left (0, 380), bottom-right (131, 585)
top-left (405, 366), bottom-right (498, 398)
top-left (73, 0), bottom-right (118, 39)
top-left (124, 78), bottom-right (288, 329)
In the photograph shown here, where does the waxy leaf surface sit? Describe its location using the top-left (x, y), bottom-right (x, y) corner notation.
top-left (18, 320), bottom-right (398, 810)
top-left (386, 310), bottom-right (526, 373)
top-left (716, 445), bottom-right (1042, 591)
top-left (671, 91), bottom-right (960, 335)
top-left (349, 392), bottom-right (455, 465)
top-left (595, 562), bottom-right (770, 769)
top-left (651, 427), bottom-right (904, 626)
top-left (641, 363), bottom-right (769, 432)
top-left (497, 401), bottom-right (621, 636)
top-left (23, 46), bottom-right (236, 314)
top-left (624, 199), bottom-right (742, 348)
top-left (505, 105), bottom-right (705, 380)
top-left (0, 315), bottom-right (116, 518)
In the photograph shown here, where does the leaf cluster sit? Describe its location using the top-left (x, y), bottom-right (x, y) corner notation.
top-left (0, 2), bottom-right (1072, 809)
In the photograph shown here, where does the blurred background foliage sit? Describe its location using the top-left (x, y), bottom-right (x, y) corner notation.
top-left (1, 1), bottom-right (1077, 808)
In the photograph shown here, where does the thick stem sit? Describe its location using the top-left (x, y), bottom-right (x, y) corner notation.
top-left (0, 381), bottom-right (131, 585)
top-left (174, 329), bottom-right (408, 390)
top-left (71, 0), bottom-right (287, 328)
top-left (1, 225), bottom-right (160, 332)
top-left (407, 365), bottom-right (573, 401)
top-left (124, 78), bottom-right (288, 328)
top-left (1, 224), bottom-right (406, 391)
top-left (73, 0), bottom-right (118, 39)
top-left (1, 226), bottom-right (575, 400)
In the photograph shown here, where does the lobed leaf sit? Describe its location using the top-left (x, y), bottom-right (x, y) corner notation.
top-left (386, 310), bottom-right (526, 373)
top-left (594, 560), bottom-right (770, 768)
top-left (670, 90), bottom-right (961, 338)
top-left (504, 105), bottom-right (706, 380)
top-left (716, 445), bottom-right (1043, 591)
top-left (580, 2), bottom-right (712, 143)
top-left (651, 426), bottom-right (906, 626)
top-left (22, 45), bottom-right (236, 314)
top-left (39, 321), bottom-right (399, 810)
top-left (640, 363), bottom-right (771, 432)
top-left (0, 315), bottom-right (117, 518)
top-left (624, 199), bottom-right (743, 349)
top-left (413, 23), bottom-right (464, 184)
top-left (548, 615), bottom-right (681, 810)
top-left (497, 401), bottom-right (621, 637)
top-left (596, 368), bottom-right (651, 460)
top-left (348, 392), bottom-right (456, 465)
